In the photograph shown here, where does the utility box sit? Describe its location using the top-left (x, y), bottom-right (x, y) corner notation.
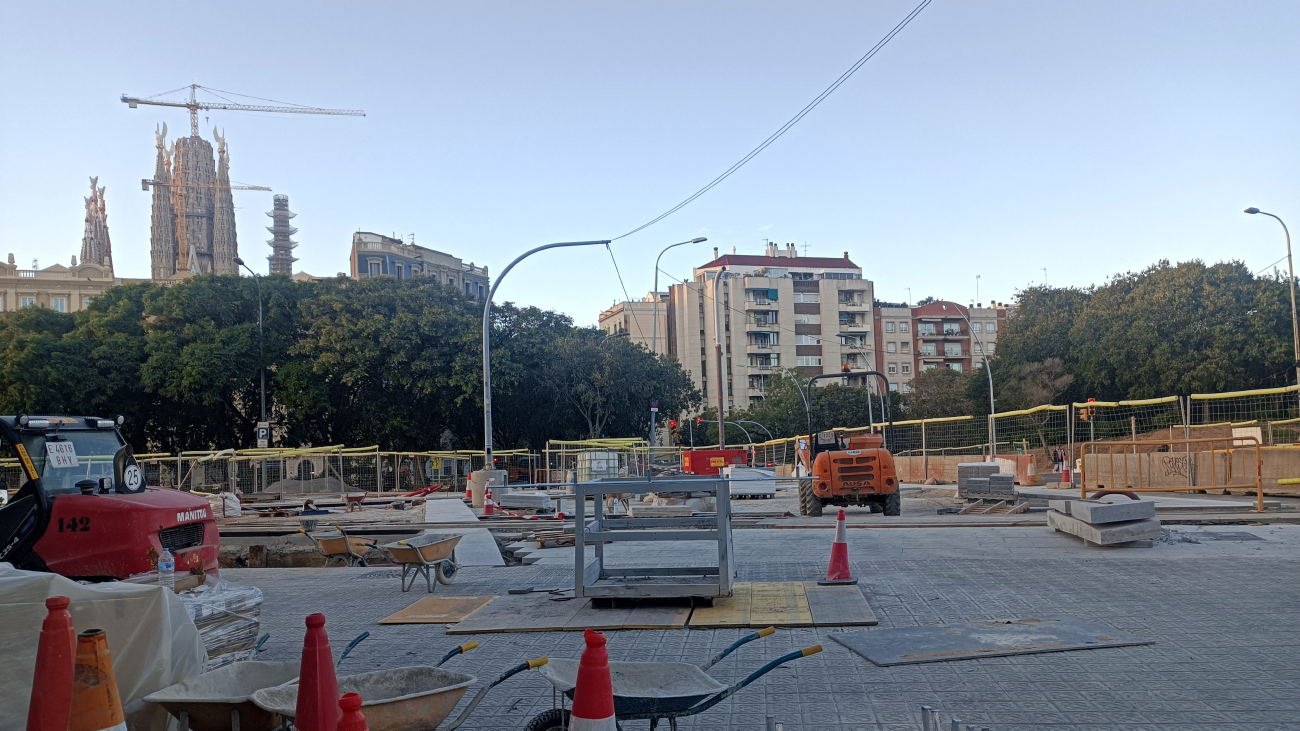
top-left (682, 449), bottom-right (748, 476)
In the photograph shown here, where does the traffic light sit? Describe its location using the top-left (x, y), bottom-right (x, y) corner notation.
top-left (1079, 397), bottom-right (1096, 421)
top-left (841, 364), bottom-right (851, 373)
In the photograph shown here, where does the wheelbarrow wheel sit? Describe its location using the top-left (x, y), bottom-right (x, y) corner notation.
top-left (523, 708), bottom-right (570, 731)
top-left (436, 554), bottom-right (458, 585)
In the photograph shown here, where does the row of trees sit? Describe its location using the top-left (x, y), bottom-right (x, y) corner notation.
top-left (0, 275), bottom-right (700, 452)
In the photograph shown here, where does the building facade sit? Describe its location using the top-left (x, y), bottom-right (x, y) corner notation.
top-left (0, 255), bottom-right (147, 313)
top-left (666, 243), bottom-right (876, 416)
top-left (148, 123), bottom-right (242, 280)
top-left (349, 232), bottom-right (489, 298)
top-left (874, 301), bottom-right (1010, 390)
top-left (598, 292), bottom-right (668, 351)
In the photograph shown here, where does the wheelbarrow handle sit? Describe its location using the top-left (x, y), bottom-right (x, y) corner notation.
top-left (439, 658), bottom-right (548, 731)
top-left (436, 641), bottom-right (479, 667)
top-left (661, 645), bottom-right (822, 719)
top-left (337, 632), bottom-right (370, 667)
top-left (701, 626), bottom-right (776, 670)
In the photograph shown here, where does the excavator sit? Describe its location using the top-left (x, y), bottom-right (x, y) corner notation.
top-left (796, 371), bottom-right (901, 517)
top-left (0, 415), bottom-right (219, 580)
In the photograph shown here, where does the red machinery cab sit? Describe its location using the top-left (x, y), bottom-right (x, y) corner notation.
top-left (0, 415), bottom-right (219, 580)
top-left (682, 448), bottom-right (748, 475)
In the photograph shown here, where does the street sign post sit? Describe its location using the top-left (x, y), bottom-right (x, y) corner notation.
top-left (256, 421), bottom-right (270, 449)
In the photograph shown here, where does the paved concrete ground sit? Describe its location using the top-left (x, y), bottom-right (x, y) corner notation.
top-left (229, 522), bottom-right (1300, 730)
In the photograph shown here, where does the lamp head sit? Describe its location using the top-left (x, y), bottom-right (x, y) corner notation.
top-left (234, 257), bottom-right (246, 266)
top-left (690, 237), bottom-right (708, 243)
top-left (1245, 207), bottom-right (1260, 215)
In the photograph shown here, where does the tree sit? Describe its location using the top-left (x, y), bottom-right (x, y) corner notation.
top-left (902, 367), bottom-right (973, 419)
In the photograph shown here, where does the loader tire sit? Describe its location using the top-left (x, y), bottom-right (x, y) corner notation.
top-left (798, 479), bottom-right (823, 517)
top-left (883, 490), bottom-right (901, 516)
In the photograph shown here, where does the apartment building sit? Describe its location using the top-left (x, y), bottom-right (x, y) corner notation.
top-left (666, 243), bottom-right (876, 416)
top-left (349, 232), bottom-right (490, 299)
top-left (875, 301), bottom-right (1010, 389)
top-left (598, 292), bottom-right (669, 352)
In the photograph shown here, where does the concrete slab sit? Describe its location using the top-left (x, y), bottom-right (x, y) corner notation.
top-left (496, 492), bottom-right (553, 510)
top-left (419, 497), bottom-right (502, 565)
top-left (1047, 509), bottom-right (1161, 545)
top-left (1069, 498), bottom-right (1156, 524)
top-left (1022, 486), bottom-right (1255, 510)
top-left (1048, 499), bottom-right (1073, 515)
top-left (829, 615), bottom-right (1153, 666)
top-left (423, 496), bottom-right (480, 523)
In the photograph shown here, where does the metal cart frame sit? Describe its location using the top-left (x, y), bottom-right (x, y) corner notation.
top-left (573, 476), bottom-right (734, 600)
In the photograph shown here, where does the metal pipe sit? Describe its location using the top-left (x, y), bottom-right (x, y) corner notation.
top-left (938, 302), bottom-right (996, 455)
top-left (235, 258), bottom-right (266, 424)
top-left (481, 240), bottom-right (611, 465)
top-left (1245, 208), bottom-right (1300, 404)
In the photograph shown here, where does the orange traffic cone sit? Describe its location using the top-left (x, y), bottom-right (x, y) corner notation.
top-left (818, 508), bottom-right (857, 586)
top-left (569, 629), bottom-right (616, 730)
top-left (482, 488), bottom-right (497, 516)
top-left (68, 630), bottom-right (126, 731)
top-left (296, 613), bottom-right (341, 731)
top-left (336, 692), bottom-right (369, 731)
top-left (26, 596), bottom-right (76, 731)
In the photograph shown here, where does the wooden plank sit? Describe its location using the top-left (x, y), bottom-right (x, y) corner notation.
top-left (958, 500), bottom-right (984, 515)
top-left (379, 595), bottom-right (496, 625)
top-left (447, 592), bottom-right (587, 634)
top-left (803, 582), bottom-right (877, 627)
top-left (688, 582), bottom-right (751, 628)
top-left (621, 604), bottom-right (691, 630)
top-left (748, 582), bottom-right (812, 627)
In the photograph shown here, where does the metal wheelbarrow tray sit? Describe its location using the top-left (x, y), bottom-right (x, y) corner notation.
top-left (251, 666), bottom-right (475, 731)
top-left (383, 532), bottom-right (463, 592)
top-left (143, 660), bottom-right (300, 731)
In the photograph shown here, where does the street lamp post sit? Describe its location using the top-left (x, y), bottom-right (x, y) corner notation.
top-left (938, 302), bottom-right (997, 456)
top-left (712, 269), bottom-right (735, 447)
top-left (733, 419), bottom-right (773, 441)
top-left (234, 258), bottom-right (266, 424)
top-left (480, 240), bottom-right (611, 476)
top-left (651, 237), bottom-right (706, 356)
top-left (1245, 208), bottom-right (1300, 396)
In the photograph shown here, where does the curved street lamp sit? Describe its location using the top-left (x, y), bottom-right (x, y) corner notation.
top-left (937, 301), bottom-right (997, 456)
top-left (1245, 208), bottom-right (1300, 393)
top-left (233, 257), bottom-right (266, 424)
top-left (650, 237), bottom-right (707, 356)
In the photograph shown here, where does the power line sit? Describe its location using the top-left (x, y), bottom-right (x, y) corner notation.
top-left (605, 245), bottom-right (649, 344)
top-left (612, 0), bottom-right (932, 242)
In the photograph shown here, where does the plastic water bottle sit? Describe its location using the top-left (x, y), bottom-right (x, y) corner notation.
top-left (158, 549), bottom-right (176, 590)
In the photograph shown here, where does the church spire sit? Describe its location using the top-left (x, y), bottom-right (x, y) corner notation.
top-left (212, 127), bottom-right (239, 275)
top-left (80, 176), bottom-right (112, 269)
top-left (148, 123), bottom-right (178, 280)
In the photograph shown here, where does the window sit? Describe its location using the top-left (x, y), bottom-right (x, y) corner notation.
top-left (51, 297), bottom-right (67, 313)
top-left (903, 383), bottom-right (912, 393)
top-left (795, 356), bottom-right (822, 367)
top-left (944, 342), bottom-right (962, 356)
top-left (918, 322), bottom-right (936, 335)
top-left (793, 293), bottom-right (820, 304)
top-left (478, 284), bottom-right (485, 298)
top-left (838, 313), bottom-right (861, 326)
top-left (464, 281), bottom-right (470, 294)
top-left (972, 322), bottom-right (983, 333)
top-left (82, 296), bottom-right (94, 308)
top-left (395, 263), bottom-right (404, 279)
top-left (795, 335), bottom-right (821, 345)
top-left (899, 322), bottom-right (909, 333)
top-left (986, 343), bottom-right (996, 354)
top-left (887, 363), bottom-right (897, 374)
top-left (988, 321), bottom-right (997, 332)
top-left (947, 363), bottom-right (963, 373)
top-left (921, 363), bottom-right (937, 371)
top-left (885, 322), bottom-right (895, 333)
top-left (901, 363), bottom-right (911, 374)
top-left (901, 341), bottom-right (910, 353)
top-left (793, 313), bottom-right (820, 325)
top-left (919, 342), bottom-right (937, 356)
top-left (368, 261), bottom-right (381, 277)
top-left (943, 323), bottom-right (961, 335)
top-left (838, 290), bottom-right (862, 304)
top-left (888, 383), bottom-right (899, 392)
top-left (886, 342), bottom-right (896, 353)
top-left (20, 297), bottom-right (35, 308)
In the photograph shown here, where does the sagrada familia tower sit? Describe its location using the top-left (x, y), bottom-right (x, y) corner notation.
top-left (80, 177), bottom-right (113, 269)
top-left (148, 123), bottom-right (239, 280)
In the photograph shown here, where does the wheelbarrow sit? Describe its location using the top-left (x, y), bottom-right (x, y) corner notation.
top-left (382, 532), bottom-right (462, 592)
top-left (143, 661), bottom-right (300, 731)
top-left (299, 524), bottom-right (380, 567)
top-left (527, 628), bottom-right (821, 730)
top-left (251, 656), bottom-right (548, 731)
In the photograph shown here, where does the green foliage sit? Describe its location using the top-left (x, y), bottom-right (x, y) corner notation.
top-left (720, 370), bottom-right (897, 441)
top-left (995, 260), bottom-right (1295, 402)
top-left (0, 275), bottom-right (701, 452)
top-left (901, 367), bottom-right (973, 419)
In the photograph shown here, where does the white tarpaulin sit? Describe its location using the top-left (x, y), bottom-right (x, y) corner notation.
top-left (0, 563), bottom-right (206, 731)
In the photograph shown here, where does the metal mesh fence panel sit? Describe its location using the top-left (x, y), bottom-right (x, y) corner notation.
top-left (1190, 385), bottom-right (1300, 446)
top-left (992, 405), bottom-right (1069, 462)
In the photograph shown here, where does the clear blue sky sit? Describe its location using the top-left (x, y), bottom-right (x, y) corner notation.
top-left (2, 2), bottom-right (1297, 325)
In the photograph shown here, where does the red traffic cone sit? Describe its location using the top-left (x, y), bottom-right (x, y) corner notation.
top-left (818, 508), bottom-right (857, 586)
top-left (569, 629), bottom-right (616, 730)
top-left (26, 596), bottom-right (76, 731)
top-left (336, 692), bottom-right (369, 731)
top-left (68, 630), bottom-right (126, 731)
top-left (482, 488), bottom-right (497, 516)
top-left (296, 613), bottom-right (341, 731)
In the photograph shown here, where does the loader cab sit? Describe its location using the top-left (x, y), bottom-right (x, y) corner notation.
top-left (2, 416), bottom-right (129, 496)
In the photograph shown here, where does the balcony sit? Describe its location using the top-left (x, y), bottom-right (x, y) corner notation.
top-left (837, 299), bottom-right (867, 309)
top-left (746, 298), bottom-right (772, 308)
top-left (746, 321), bottom-right (778, 331)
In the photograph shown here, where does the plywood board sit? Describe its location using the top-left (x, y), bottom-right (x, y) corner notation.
top-left (803, 582), bottom-right (877, 627)
top-left (688, 582), bottom-right (751, 628)
top-left (448, 593), bottom-right (586, 634)
top-left (829, 615), bottom-right (1152, 666)
top-left (564, 602), bottom-right (691, 631)
top-left (748, 582), bottom-right (813, 627)
top-left (379, 595), bottom-right (495, 625)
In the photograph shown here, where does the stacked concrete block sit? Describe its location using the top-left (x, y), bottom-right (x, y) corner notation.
top-left (988, 474), bottom-right (1015, 494)
top-left (957, 462), bottom-right (999, 498)
top-left (1048, 497), bottom-right (1159, 547)
top-left (965, 477), bottom-right (990, 495)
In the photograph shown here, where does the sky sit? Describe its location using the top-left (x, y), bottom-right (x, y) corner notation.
top-left (2, 1), bottom-right (1298, 325)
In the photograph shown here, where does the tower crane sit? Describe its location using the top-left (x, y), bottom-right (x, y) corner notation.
top-left (121, 84), bottom-right (365, 136)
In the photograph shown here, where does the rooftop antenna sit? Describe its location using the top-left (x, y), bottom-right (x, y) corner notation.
top-left (906, 287), bottom-right (912, 305)
top-left (976, 275), bottom-right (980, 305)
top-left (1042, 267), bottom-right (1048, 285)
